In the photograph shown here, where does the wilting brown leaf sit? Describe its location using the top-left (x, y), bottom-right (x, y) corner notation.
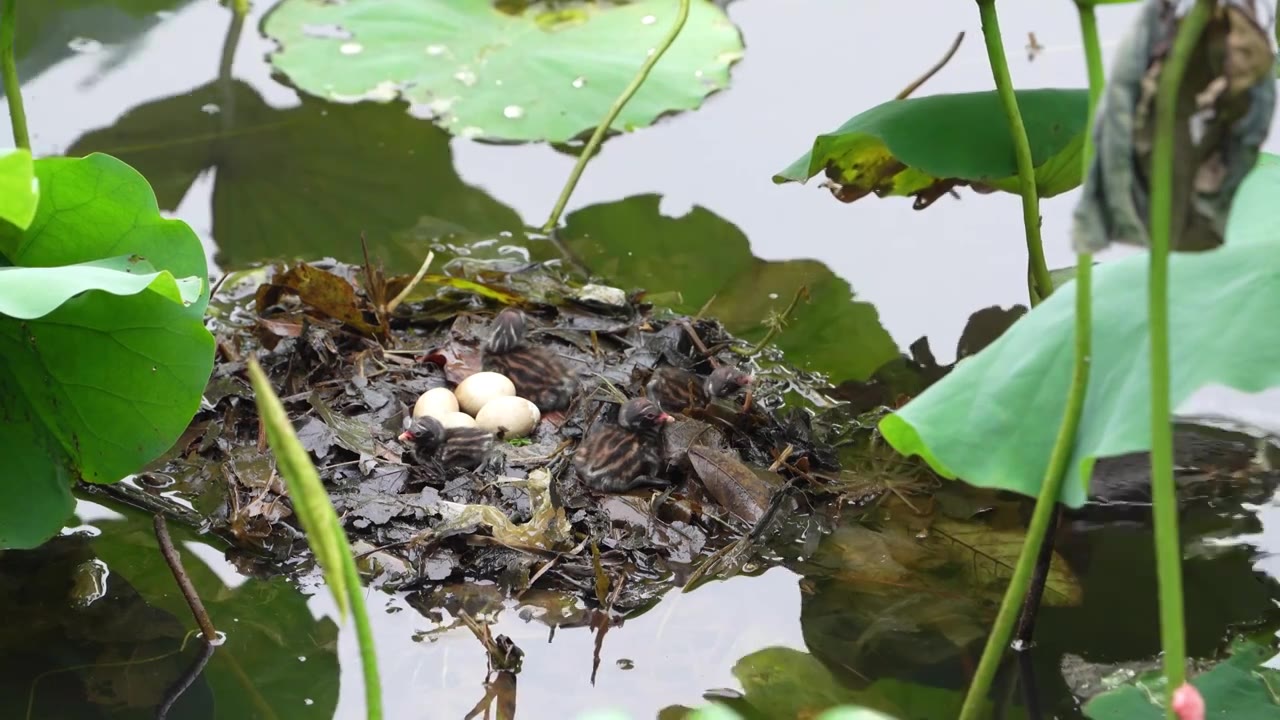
top-left (256, 263), bottom-right (378, 335)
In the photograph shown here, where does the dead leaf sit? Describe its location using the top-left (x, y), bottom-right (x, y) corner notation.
top-left (688, 446), bottom-right (778, 524)
top-left (256, 263), bottom-right (378, 335)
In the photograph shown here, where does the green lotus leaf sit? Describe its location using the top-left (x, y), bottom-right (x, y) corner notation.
top-left (0, 255), bottom-right (201, 318)
top-left (263, 0), bottom-right (744, 142)
top-left (879, 155), bottom-right (1280, 507)
top-left (0, 148), bottom-right (38, 231)
top-left (0, 154), bottom-right (213, 548)
top-left (1083, 639), bottom-right (1280, 719)
top-left (774, 89), bottom-right (1088, 205)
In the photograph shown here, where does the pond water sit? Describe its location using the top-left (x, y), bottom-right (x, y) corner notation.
top-left (5, 1), bottom-right (1280, 719)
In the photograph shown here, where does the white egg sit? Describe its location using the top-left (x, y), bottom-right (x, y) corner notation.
top-left (474, 396), bottom-right (540, 438)
top-left (438, 411), bottom-right (478, 429)
top-left (454, 371), bottom-right (516, 416)
top-left (413, 387), bottom-right (459, 419)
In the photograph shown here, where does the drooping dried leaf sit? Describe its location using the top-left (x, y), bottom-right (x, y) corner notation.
top-left (1074, 0), bottom-right (1276, 252)
top-left (256, 263), bottom-right (379, 335)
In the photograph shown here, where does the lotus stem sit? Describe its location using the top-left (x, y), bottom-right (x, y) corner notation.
top-left (541, 0), bottom-right (690, 232)
top-left (1149, 1), bottom-right (1212, 713)
top-left (0, 0), bottom-right (29, 149)
top-left (975, 0), bottom-right (1053, 305)
top-left (957, 4), bottom-right (1105, 717)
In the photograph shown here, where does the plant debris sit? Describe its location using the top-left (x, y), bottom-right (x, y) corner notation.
top-left (90, 257), bottom-right (894, 613)
top-left (86, 254), bottom-right (1280, 620)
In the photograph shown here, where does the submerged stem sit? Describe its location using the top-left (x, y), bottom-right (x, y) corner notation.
top-left (541, 0), bottom-right (690, 233)
top-left (976, 0), bottom-right (1053, 305)
top-left (957, 5), bottom-right (1106, 718)
top-left (0, 0), bottom-right (29, 149)
top-left (1149, 1), bottom-right (1212, 713)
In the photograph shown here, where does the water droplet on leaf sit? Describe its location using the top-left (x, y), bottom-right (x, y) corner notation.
top-left (426, 44), bottom-right (447, 56)
top-left (67, 37), bottom-right (102, 53)
top-left (201, 103), bottom-right (221, 115)
top-left (339, 42), bottom-right (363, 55)
top-left (571, 76), bottom-right (586, 89)
top-left (503, 105), bottom-right (524, 119)
top-left (453, 69), bottom-right (477, 86)
top-left (641, 14), bottom-right (657, 25)
top-left (302, 23), bottom-right (351, 40)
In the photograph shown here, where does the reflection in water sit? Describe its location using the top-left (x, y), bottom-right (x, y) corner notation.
top-left (0, 502), bottom-right (341, 719)
top-left (0, 530), bottom-right (215, 719)
top-left (69, 81), bottom-right (524, 273)
top-left (9, 1), bottom-right (195, 90)
top-left (8, 2), bottom-right (1280, 719)
top-left (553, 195), bottom-right (901, 384)
top-left (729, 475), bottom-right (1280, 719)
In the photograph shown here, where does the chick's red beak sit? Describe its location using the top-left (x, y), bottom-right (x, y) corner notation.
top-left (741, 374), bottom-right (754, 385)
top-left (397, 430), bottom-right (414, 442)
top-left (658, 412), bottom-right (674, 424)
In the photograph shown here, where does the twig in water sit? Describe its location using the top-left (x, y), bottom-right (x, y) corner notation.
top-left (153, 515), bottom-right (219, 643)
top-left (895, 32), bottom-right (965, 100)
top-left (155, 636), bottom-right (216, 719)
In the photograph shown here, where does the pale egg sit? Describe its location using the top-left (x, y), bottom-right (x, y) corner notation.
top-left (413, 387), bottom-right (459, 419)
top-left (474, 396), bottom-right (540, 438)
top-left (438, 411), bottom-right (478, 429)
top-left (454, 371), bottom-right (516, 416)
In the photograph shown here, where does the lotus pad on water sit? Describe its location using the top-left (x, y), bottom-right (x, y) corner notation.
top-left (264, 0), bottom-right (744, 143)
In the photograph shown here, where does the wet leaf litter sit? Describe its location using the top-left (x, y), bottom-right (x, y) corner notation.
top-left (86, 254), bottom-right (1280, 627)
top-left (92, 256), bottom-right (862, 609)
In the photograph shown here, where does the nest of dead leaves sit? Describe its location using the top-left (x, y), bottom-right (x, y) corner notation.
top-left (94, 254), bottom-right (935, 612)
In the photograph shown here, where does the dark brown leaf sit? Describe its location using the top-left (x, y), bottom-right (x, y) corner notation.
top-left (687, 446), bottom-right (778, 525)
top-left (255, 263), bottom-right (379, 335)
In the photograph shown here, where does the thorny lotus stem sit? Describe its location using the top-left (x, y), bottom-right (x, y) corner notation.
top-left (958, 4), bottom-right (1105, 717)
top-left (541, 0), bottom-right (690, 232)
top-left (1149, 1), bottom-right (1212, 713)
top-left (0, 0), bottom-right (29, 149)
top-left (976, 0), bottom-right (1053, 306)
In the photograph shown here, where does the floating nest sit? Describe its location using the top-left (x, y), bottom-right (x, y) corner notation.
top-left (89, 254), bottom-right (931, 613)
top-left (88, 253), bottom-right (1280, 617)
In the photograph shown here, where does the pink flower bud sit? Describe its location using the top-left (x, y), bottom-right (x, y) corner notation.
top-left (1171, 684), bottom-right (1205, 720)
